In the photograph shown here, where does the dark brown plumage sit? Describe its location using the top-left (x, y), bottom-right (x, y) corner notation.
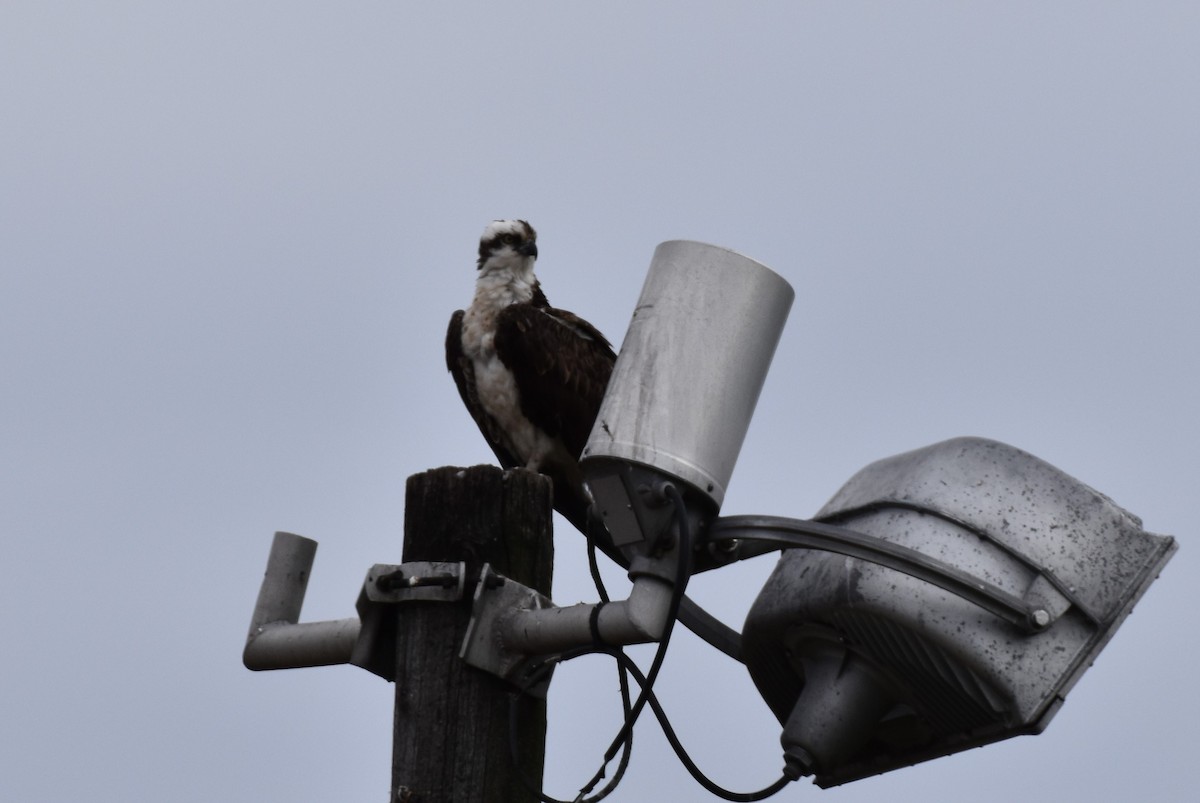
top-left (446, 220), bottom-right (615, 531)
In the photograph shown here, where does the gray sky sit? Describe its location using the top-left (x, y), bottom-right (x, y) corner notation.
top-left (2, 3), bottom-right (1196, 801)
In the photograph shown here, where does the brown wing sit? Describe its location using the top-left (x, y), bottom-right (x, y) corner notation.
top-left (445, 309), bottom-right (521, 469)
top-left (492, 303), bottom-right (616, 460)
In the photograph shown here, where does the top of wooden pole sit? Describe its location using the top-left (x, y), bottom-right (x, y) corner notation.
top-left (403, 464), bottom-right (554, 594)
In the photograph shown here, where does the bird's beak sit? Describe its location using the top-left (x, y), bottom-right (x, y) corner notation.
top-left (518, 241), bottom-right (539, 259)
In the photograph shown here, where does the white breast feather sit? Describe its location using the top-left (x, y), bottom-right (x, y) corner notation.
top-left (461, 275), bottom-right (559, 470)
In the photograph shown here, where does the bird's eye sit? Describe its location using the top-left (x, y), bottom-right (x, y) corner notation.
top-left (500, 234), bottom-right (518, 246)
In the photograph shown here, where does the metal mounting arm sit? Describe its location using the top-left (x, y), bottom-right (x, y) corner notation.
top-left (243, 531), bottom-right (469, 676)
top-left (243, 532), bottom-right (360, 671)
top-left (461, 562), bottom-right (680, 685)
top-left (505, 571), bottom-right (675, 654)
top-left (708, 515), bottom-right (1053, 632)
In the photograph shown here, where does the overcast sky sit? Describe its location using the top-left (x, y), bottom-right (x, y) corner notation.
top-left (2, 3), bottom-right (1197, 802)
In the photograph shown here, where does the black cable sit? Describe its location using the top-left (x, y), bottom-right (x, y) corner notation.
top-left (567, 655), bottom-right (634, 803)
top-left (605, 647), bottom-right (792, 802)
top-left (509, 647), bottom-right (633, 803)
top-left (506, 541), bottom-right (632, 803)
top-left (595, 483), bottom-right (693, 767)
top-left (513, 644), bottom-right (793, 802)
top-left (509, 487), bottom-right (791, 801)
top-left (572, 539), bottom-right (633, 801)
top-left (587, 539), bottom-right (610, 603)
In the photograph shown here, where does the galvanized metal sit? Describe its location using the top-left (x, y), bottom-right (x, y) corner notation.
top-left (815, 436), bottom-right (1168, 624)
top-left (461, 565), bottom-right (677, 684)
top-left (244, 618), bottom-right (361, 670)
top-left (350, 562), bottom-right (471, 679)
top-left (243, 531), bottom-right (360, 670)
top-left (581, 240), bottom-right (794, 509)
top-left (710, 515), bottom-right (1049, 632)
top-left (460, 564), bottom-right (555, 686)
top-left (740, 437), bottom-right (1178, 786)
top-left (503, 571), bottom-right (675, 653)
top-left (364, 562), bottom-right (468, 603)
top-left (246, 530), bottom-right (318, 633)
top-left (244, 538), bottom-right (471, 673)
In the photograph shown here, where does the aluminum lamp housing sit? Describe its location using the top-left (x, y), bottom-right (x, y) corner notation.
top-left (740, 437), bottom-right (1177, 786)
top-left (581, 240), bottom-right (793, 547)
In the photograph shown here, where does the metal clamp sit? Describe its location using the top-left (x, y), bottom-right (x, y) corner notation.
top-left (460, 565), bottom-right (555, 692)
top-left (363, 561), bottom-right (468, 604)
top-left (352, 561), bottom-right (470, 680)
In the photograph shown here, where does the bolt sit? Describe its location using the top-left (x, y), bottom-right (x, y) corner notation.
top-left (407, 573), bottom-right (457, 589)
top-left (1031, 609), bottom-right (1051, 629)
top-left (375, 569), bottom-right (407, 592)
top-left (714, 537), bottom-right (740, 554)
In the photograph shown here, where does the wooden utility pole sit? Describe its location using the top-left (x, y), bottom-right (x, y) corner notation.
top-left (391, 465), bottom-right (554, 803)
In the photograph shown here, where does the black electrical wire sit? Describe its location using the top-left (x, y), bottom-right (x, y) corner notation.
top-left (594, 483), bottom-right (693, 767)
top-left (600, 647), bottom-right (792, 802)
top-left (573, 538), bottom-right (634, 802)
top-left (512, 644), bottom-right (792, 802)
top-left (509, 647), bottom-right (634, 803)
top-left (587, 539), bottom-right (610, 604)
top-left (506, 541), bottom-right (633, 803)
top-left (509, 486), bottom-right (792, 802)
top-left (554, 485), bottom-right (697, 798)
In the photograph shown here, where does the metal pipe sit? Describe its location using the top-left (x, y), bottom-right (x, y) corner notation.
top-left (246, 531), bottom-right (317, 630)
top-left (243, 531), bottom-right (359, 670)
top-left (244, 618), bottom-right (361, 670)
top-left (711, 515), bottom-right (1049, 632)
top-left (500, 574), bottom-right (675, 655)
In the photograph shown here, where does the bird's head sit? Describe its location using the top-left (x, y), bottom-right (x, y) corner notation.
top-left (477, 219), bottom-right (539, 275)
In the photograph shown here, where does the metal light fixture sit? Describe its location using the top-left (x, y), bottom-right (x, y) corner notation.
top-left (739, 437), bottom-right (1178, 785)
top-left (581, 240), bottom-right (794, 554)
top-left (575, 242), bottom-right (1176, 788)
top-left (245, 238), bottom-right (1177, 799)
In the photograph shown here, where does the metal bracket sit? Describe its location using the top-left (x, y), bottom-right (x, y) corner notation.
top-left (460, 564), bottom-right (555, 694)
top-left (244, 532), bottom-right (362, 672)
top-left (709, 516), bottom-right (1054, 633)
top-left (352, 561), bottom-right (468, 680)
top-left (363, 561), bottom-right (468, 603)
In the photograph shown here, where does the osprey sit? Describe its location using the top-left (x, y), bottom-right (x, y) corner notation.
top-left (445, 220), bottom-right (616, 531)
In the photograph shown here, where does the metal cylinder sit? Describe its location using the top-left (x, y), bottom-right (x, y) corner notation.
top-left (246, 531), bottom-right (317, 637)
top-left (243, 531), bottom-right (360, 671)
top-left (581, 240), bottom-right (794, 507)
